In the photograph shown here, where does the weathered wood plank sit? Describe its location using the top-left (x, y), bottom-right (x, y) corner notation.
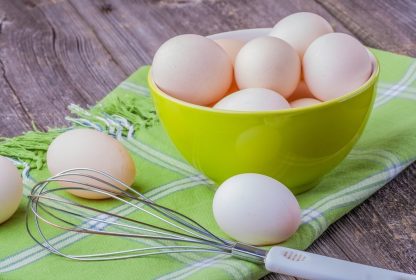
top-left (0, 0), bottom-right (127, 136)
top-left (0, 11), bottom-right (36, 135)
top-left (68, 0), bottom-right (351, 72)
top-left (316, 0), bottom-right (416, 56)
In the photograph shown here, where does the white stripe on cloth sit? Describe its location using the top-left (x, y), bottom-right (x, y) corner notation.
top-left (302, 150), bottom-right (401, 219)
top-left (120, 138), bottom-right (199, 177)
top-left (375, 62), bottom-right (416, 107)
top-left (300, 149), bottom-right (404, 234)
top-left (378, 83), bottom-right (416, 94)
top-left (378, 86), bottom-right (416, 101)
top-left (302, 158), bottom-right (411, 233)
top-left (119, 81), bottom-right (150, 96)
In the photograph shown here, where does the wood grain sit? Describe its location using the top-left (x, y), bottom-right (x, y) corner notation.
top-left (317, 0), bottom-right (416, 56)
top-left (0, 1), bottom-right (414, 279)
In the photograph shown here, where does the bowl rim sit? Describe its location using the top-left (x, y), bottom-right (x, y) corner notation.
top-left (148, 28), bottom-right (380, 116)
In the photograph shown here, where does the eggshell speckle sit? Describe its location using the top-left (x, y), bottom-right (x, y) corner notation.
top-left (0, 156), bottom-right (23, 224)
top-left (303, 33), bottom-right (372, 101)
top-left (270, 12), bottom-right (333, 58)
top-left (152, 34), bottom-right (233, 106)
top-left (290, 98), bottom-right (322, 108)
top-left (213, 173), bottom-right (301, 245)
top-left (47, 129), bottom-right (136, 199)
top-left (235, 36), bottom-right (301, 98)
top-left (213, 88), bottom-right (290, 112)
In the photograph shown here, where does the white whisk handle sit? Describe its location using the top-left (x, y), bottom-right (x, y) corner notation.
top-left (265, 246), bottom-right (416, 280)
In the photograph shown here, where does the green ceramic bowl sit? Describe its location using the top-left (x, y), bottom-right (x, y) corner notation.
top-left (148, 28), bottom-right (380, 194)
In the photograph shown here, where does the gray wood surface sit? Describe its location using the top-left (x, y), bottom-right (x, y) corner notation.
top-left (0, 0), bottom-right (415, 279)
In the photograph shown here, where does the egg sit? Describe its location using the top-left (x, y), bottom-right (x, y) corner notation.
top-left (152, 34), bottom-right (233, 106)
top-left (270, 12), bottom-right (334, 58)
top-left (0, 156), bottom-right (23, 224)
top-left (214, 39), bottom-right (245, 65)
top-left (287, 80), bottom-right (315, 101)
top-left (213, 173), bottom-right (301, 245)
top-left (214, 39), bottom-right (244, 97)
top-left (303, 33), bottom-right (372, 101)
top-left (213, 88), bottom-right (290, 112)
top-left (226, 79), bottom-right (239, 95)
top-left (290, 98), bottom-right (322, 108)
top-left (47, 128), bottom-right (136, 199)
top-left (235, 36), bottom-right (300, 98)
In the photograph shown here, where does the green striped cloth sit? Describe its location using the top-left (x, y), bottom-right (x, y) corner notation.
top-left (1, 48), bottom-right (415, 280)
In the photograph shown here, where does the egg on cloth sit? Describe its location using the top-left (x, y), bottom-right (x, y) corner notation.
top-left (235, 36), bottom-right (300, 98)
top-left (151, 34), bottom-right (233, 106)
top-left (47, 128), bottom-right (136, 199)
top-left (270, 12), bottom-right (334, 58)
top-left (0, 156), bottom-right (23, 224)
top-left (213, 88), bottom-right (290, 112)
top-left (291, 98), bottom-right (322, 108)
top-left (213, 173), bottom-right (301, 245)
top-left (303, 33), bottom-right (372, 101)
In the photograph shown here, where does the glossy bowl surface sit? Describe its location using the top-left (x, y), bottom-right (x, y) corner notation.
top-left (149, 28), bottom-right (379, 194)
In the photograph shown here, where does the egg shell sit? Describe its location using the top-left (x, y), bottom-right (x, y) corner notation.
top-left (290, 98), bottom-right (322, 108)
top-left (213, 88), bottom-right (290, 112)
top-left (303, 33), bottom-right (372, 101)
top-left (213, 173), bottom-right (301, 245)
top-left (47, 128), bottom-right (136, 199)
top-left (235, 36), bottom-right (300, 98)
top-left (214, 39), bottom-right (245, 65)
top-left (0, 156), bottom-right (23, 224)
top-left (226, 79), bottom-right (239, 95)
top-left (152, 34), bottom-right (233, 106)
top-left (287, 80), bottom-right (315, 101)
top-left (214, 39), bottom-right (244, 98)
top-left (270, 12), bottom-right (333, 58)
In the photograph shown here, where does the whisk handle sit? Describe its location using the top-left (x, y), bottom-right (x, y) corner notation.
top-left (265, 246), bottom-right (416, 280)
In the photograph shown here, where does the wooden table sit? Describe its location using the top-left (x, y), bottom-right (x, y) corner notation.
top-left (0, 1), bottom-right (415, 279)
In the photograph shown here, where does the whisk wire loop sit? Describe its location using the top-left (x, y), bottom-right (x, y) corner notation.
top-left (26, 168), bottom-right (266, 263)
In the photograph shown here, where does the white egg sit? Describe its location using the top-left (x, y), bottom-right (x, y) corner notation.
top-left (213, 88), bottom-right (290, 112)
top-left (270, 12), bottom-right (334, 58)
top-left (235, 36), bottom-right (301, 98)
top-left (152, 34), bottom-right (233, 106)
top-left (290, 98), bottom-right (322, 108)
top-left (47, 128), bottom-right (136, 199)
top-left (303, 33), bottom-right (372, 101)
top-left (214, 39), bottom-right (245, 65)
top-left (287, 80), bottom-right (315, 101)
top-left (213, 173), bottom-right (301, 245)
top-left (0, 156), bottom-right (23, 224)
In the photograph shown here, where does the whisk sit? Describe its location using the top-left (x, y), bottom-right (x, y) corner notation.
top-left (26, 168), bottom-right (416, 280)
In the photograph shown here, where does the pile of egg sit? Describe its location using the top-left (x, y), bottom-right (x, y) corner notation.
top-left (152, 12), bottom-right (373, 111)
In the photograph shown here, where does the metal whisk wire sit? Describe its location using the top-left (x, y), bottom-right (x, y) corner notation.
top-left (26, 168), bottom-right (263, 262)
